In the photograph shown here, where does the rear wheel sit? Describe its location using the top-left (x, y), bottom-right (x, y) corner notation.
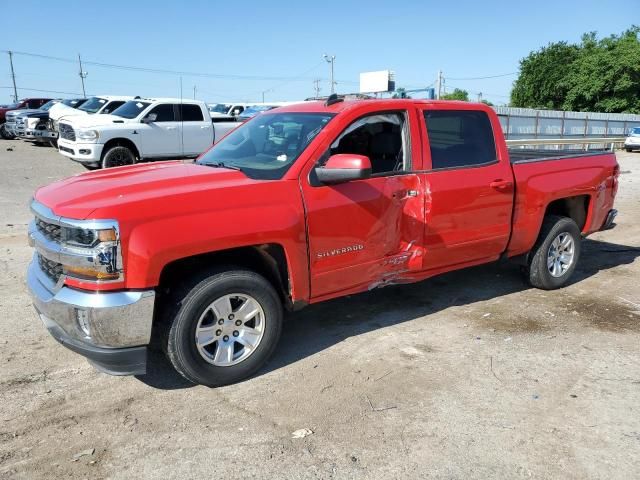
top-left (526, 215), bottom-right (581, 290)
top-left (162, 268), bottom-right (283, 387)
top-left (626, 147), bottom-right (633, 152)
top-left (102, 145), bottom-right (135, 169)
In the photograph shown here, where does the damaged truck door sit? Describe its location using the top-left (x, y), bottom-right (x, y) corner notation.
top-left (302, 109), bottom-right (425, 299)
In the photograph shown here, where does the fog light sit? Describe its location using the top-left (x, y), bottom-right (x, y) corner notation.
top-left (79, 149), bottom-right (92, 155)
top-left (76, 309), bottom-right (91, 337)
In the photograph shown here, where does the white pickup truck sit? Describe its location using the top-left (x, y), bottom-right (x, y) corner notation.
top-left (57, 98), bottom-right (239, 169)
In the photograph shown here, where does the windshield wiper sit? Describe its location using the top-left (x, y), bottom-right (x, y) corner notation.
top-left (203, 161), bottom-right (243, 172)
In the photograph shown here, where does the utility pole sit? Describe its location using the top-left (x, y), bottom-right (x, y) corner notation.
top-left (77, 54), bottom-right (88, 97)
top-left (436, 70), bottom-right (443, 100)
top-left (477, 92), bottom-right (483, 103)
top-left (262, 90), bottom-right (266, 103)
top-left (313, 78), bottom-right (321, 98)
top-left (8, 51), bottom-right (18, 102)
top-left (193, 85), bottom-right (197, 99)
top-left (323, 54), bottom-right (336, 94)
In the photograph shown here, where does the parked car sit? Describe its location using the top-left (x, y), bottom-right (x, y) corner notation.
top-left (48, 95), bottom-right (134, 135)
top-left (236, 102), bottom-right (303, 123)
top-left (5, 99), bottom-right (61, 137)
top-left (208, 103), bottom-right (249, 119)
top-left (624, 127), bottom-right (640, 152)
top-left (56, 98), bottom-right (239, 169)
top-left (27, 98), bottom-right (619, 386)
top-left (0, 97), bottom-right (53, 139)
top-left (15, 98), bottom-right (87, 146)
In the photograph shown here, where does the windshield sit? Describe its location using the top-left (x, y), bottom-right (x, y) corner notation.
top-left (78, 97), bottom-right (108, 113)
top-left (631, 127), bottom-right (640, 136)
top-left (197, 112), bottom-right (334, 180)
top-left (39, 100), bottom-right (59, 112)
top-left (63, 98), bottom-right (87, 108)
top-left (209, 104), bottom-right (232, 114)
top-left (111, 101), bottom-right (151, 119)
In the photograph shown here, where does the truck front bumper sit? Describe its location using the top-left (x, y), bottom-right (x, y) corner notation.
top-left (57, 140), bottom-right (104, 164)
top-left (27, 258), bottom-right (155, 375)
top-left (24, 128), bottom-right (57, 141)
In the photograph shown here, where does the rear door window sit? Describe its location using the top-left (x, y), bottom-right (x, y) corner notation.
top-left (424, 110), bottom-right (497, 169)
top-left (180, 104), bottom-right (204, 121)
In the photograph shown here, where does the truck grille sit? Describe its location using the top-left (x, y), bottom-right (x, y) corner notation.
top-left (38, 254), bottom-right (63, 284)
top-left (59, 123), bottom-right (76, 141)
top-left (35, 217), bottom-right (63, 242)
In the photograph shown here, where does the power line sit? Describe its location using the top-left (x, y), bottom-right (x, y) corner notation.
top-left (0, 86), bottom-right (85, 96)
top-left (446, 72), bottom-right (518, 80)
top-left (3, 49), bottom-right (332, 82)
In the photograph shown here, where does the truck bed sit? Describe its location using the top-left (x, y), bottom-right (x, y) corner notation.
top-left (508, 148), bottom-right (612, 163)
top-left (506, 150), bottom-right (618, 257)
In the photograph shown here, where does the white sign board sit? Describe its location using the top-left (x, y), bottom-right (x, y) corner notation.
top-left (359, 70), bottom-right (394, 94)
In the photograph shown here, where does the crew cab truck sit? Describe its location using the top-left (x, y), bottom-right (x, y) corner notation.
top-left (56, 98), bottom-right (238, 169)
top-left (27, 98), bottom-right (619, 387)
top-left (0, 97), bottom-right (52, 139)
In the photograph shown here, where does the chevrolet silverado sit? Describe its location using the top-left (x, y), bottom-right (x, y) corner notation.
top-left (27, 97), bottom-right (619, 387)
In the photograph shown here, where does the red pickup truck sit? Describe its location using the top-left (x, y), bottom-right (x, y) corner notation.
top-left (27, 98), bottom-right (619, 386)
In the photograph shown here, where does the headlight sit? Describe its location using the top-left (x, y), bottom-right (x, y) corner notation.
top-left (27, 118), bottom-right (40, 128)
top-left (61, 226), bottom-right (121, 281)
top-left (76, 128), bottom-right (100, 141)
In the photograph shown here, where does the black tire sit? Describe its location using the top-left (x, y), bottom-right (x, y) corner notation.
top-left (626, 148), bottom-right (633, 152)
top-left (101, 145), bottom-right (135, 169)
top-left (0, 124), bottom-right (16, 140)
top-left (161, 268), bottom-right (283, 387)
top-left (526, 215), bottom-right (581, 290)
top-left (48, 139), bottom-right (58, 148)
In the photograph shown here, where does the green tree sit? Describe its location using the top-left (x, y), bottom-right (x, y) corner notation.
top-left (392, 87), bottom-right (411, 99)
top-left (442, 88), bottom-right (469, 101)
top-left (511, 26), bottom-right (640, 113)
top-left (511, 41), bottom-right (579, 109)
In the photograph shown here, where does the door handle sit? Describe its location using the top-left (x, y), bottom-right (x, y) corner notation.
top-left (200, 125), bottom-right (210, 129)
top-left (489, 179), bottom-right (513, 191)
top-left (166, 126), bottom-right (177, 130)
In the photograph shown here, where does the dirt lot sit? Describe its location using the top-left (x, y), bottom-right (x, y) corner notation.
top-left (0, 140), bottom-right (638, 479)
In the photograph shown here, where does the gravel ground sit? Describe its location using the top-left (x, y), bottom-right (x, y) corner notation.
top-left (0, 140), bottom-right (638, 479)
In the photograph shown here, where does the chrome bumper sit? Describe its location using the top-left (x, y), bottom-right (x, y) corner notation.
top-left (24, 128), bottom-right (57, 140)
top-left (601, 209), bottom-right (617, 230)
top-left (27, 258), bottom-right (155, 375)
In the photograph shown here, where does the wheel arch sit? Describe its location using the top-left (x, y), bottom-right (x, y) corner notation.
top-left (543, 195), bottom-right (590, 232)
top-left (157, 243), bottom-right (294, 310)
top-left (101, 137), bottom-right (140, 161)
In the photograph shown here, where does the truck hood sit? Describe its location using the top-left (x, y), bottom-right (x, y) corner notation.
top-left (7, 108), bottom-right (40, 119)
top-left (49, 103), bottom-right (87, 121)
top-left (61, 113), bottom-right (133, 128)
top-left (34, 161), bottom-right (265, 220)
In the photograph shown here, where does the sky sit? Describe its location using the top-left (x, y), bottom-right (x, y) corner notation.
top-left (0, 0), bottom-right (636, 105)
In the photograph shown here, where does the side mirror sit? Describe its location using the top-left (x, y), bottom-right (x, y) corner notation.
top-left (232, 109), bottom-right (241, 116)
top-left (142, 113), bottom-right (158, 123)
top-left (315, 154), bottom-right (372, 185)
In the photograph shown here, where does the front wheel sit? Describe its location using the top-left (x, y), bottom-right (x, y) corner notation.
top-left (162, 269), bottom-right (283, 387)
top-left (0, 124), bottom-right (15, 140)
top-left (526, 215), bottom-right (581, 290)
top-left (625, 147), bottom-right (633, 152)
top-left (102, 145), bottom-right (135, 169)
